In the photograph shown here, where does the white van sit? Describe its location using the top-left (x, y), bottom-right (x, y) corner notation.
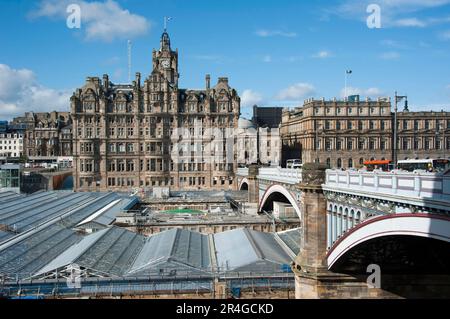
top-left (286, 159), bottom-right (302, 169)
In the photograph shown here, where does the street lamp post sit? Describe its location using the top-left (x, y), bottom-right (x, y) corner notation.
top-left (393, 92), bottom-right (407, 168)
top-left (345, 70), bottom-right (352, 100)
top-left (442, 127), bottom-right (448, 159)
top-left (441, 123), bottom-right (446, 160)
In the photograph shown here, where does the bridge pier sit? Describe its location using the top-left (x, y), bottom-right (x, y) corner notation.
top-left (247, 164), bottom-right (260, 204)
top-left (291, 163), bottom-right (330, 298)
top-left (291, 163), bottom-right (392, 299)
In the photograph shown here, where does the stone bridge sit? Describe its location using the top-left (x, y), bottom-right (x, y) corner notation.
top-left (236, 165), bottom-right (450, 298)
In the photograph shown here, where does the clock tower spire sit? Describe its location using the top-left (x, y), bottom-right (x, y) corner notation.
top-left (161, 16), bottom-right (172, 51)
top-left (152, 20), bottom-right (179, 86)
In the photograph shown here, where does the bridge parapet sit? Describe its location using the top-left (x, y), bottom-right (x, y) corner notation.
top-left (236, 168), bottom-right (249, 176)
top-left (323, 169), bottom-right (450, 213)
top-left (258, 167), bottom-right (302, 185)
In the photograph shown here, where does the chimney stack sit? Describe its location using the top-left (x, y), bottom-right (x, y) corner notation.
top-left (102, 74), bottom-right (109, 89)
top-left (135, 72), bottom-right (141, 87)
top-left (206, 74), bottom-right (211, 90)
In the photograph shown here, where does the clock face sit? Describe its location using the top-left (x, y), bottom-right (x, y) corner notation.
top-left (161, 60), bottom-right (170, 68)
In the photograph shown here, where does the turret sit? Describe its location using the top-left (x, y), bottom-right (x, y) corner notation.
top-left (160, 31), bottom-right (171, 51)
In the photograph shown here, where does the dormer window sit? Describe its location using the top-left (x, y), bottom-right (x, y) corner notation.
top-left (84, 101), bottom-right (95, 111)
top-left (115, 102), bottom-right (126, 112)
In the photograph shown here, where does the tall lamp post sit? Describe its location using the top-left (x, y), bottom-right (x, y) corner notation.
top-left (394, 92), bottom-right (407, 167)
top-left (444, 124), bottom-right (447, 160)
top-left (345, 70), bottom-right (352, 100)
top-left (439, 122), bottom-right (446, 160)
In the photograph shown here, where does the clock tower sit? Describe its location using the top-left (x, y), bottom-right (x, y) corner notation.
top-left (152, 30), bottom-right (179, 87)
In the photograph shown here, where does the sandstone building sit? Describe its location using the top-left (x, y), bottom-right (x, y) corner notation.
top-left (281, 96), bottom-right (450, 168)
top-left (11, 111), bottom-right (72, 159)
top-left (71, 30), bottom-right (240, 192)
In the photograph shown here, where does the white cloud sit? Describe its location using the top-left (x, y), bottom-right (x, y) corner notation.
top-left (276, 83), bottom-right (315, 101)
top-left (285, 56), bottom-right (303, 63)
top-left (440, 30), bottom-right (450, 40)
top-left (241, 90), bottom-right (264, 107)
top-left (337, 0), bottom-right (450, 15)
top-left (30, 0), bottom-right (150, 42)
top-left (255, 30), bottom-right (297, 38)
top-left (394, 18), bottom-right (427, 27)
top-left (341, 86), bottom-right (384, 99)
top-left (380, 39), bottom-right (411, 49)
top-left (380, 51), bottom-right (401, 60)
top-left (102, 56), bottom-right (120, 66)
top-left (0, 64), bottom-right (71, 119)
top-left (312, 51), bottom-right (333, 59)
top-left (262, 55), bottom-right (272, 63)
top-left (333, 0), bottom-right (450, 28)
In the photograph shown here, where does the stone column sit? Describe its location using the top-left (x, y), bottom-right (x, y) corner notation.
top-left (291, 163), bottom-right (390, 299)
top-left (247, 164), bottom-right (260, 204)
top-left (292, 163), bottom-right (332, 298)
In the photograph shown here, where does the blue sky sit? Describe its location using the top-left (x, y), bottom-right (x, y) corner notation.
top-left (0, 0), bottom-right (450, 119)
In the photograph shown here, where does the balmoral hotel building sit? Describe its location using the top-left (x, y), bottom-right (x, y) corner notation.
top-left (281, 96), bottom-right (450, 169)
top-left (71, 30), bottom-right (240, 192)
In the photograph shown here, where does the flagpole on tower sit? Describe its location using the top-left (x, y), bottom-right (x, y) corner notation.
top-left (345, 72), bottom-right (347, 100)
top-left (164, 16), bottom-right (172, 32)
top-left (128, 40), bottom-right (132, 83)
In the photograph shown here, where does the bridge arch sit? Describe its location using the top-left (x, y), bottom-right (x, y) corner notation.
top-left (259, 184), bottom-right (302, 219)
top-left (327, 213), bottom-right (450, 270)
top-left (238, 178), bottom-right (249, 191)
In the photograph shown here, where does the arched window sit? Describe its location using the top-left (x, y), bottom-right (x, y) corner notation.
top-left (332, 205), bottom-right (338, 242)
top-left (337, 158), bottom-right (342, 168)
top-left (343, 208), bottom-right (349, 232)
top-left (349, 209), bottom-right (355, 228)
top-left (359, 158), bottom-right (364, 165)
top-left (326, 158), bottom-right (331, 168)
top-left (338, 207), bottom-right (343, 237)
top-left (355, 211), bottom-right (361, 225)
top-left (348, 158), bottom-right (353, 168)
top-left (336, 139), bottom-right (342, 150)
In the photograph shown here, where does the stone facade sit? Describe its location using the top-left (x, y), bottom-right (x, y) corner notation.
top-left (281, 97), bottom-right (450, 168)
top-left (236, 118), bottom-right (281, 166)
top-left (0, 132), bottom-right (23, 158)
top-left (11, 111), bottom-right (72, 158)
top-left (71, 31), bottom-right (240, 192)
